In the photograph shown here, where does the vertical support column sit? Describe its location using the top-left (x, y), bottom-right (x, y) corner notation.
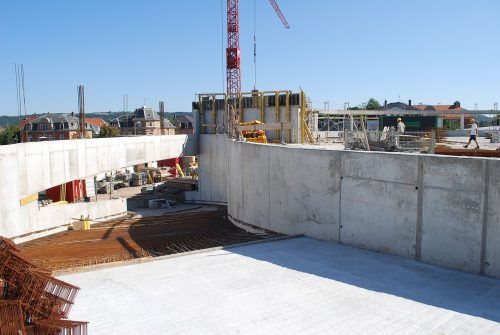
top-left (259, 92), bottom-right (264, 123)
top-left (275, 92), bottom-right (280, 140)
top-left (199, 95), bottom-right (205, 134)
top-left (239, 94), bottom-right (243, 124)
top-left (431, 131), bottom-right (436, 154)
top-left (460, 113), bottom-right (465, 130)
top-left (300, 91), bottom-right (305, 143)
top-left (224, 94), bottom-right (228, 133)
top-left (286, 91), bottom-right (291, 143)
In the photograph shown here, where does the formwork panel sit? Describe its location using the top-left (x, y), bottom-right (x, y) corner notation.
top-left (340, 177), bottom-right (418, 259)
top-left (421, 187), bottom-right (483, 274)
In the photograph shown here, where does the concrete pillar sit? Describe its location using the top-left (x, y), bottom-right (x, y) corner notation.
top-left (460, 113), bottom-right (465, 130)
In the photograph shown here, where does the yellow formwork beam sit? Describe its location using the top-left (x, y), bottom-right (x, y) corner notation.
top-left (198, 95), bottom-right (205, 134)
top-left (19, 193), bottom-right (38, 206)
top-left (286, 91), bottom-right (291, 143)
top-left (275, 92), bottom-right (280, 140)
top-left (300, 90), bottom-right (305, 143)
top-left (259, 92), bottom-right (264, 123)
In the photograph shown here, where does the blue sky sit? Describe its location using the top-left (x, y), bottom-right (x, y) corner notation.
top-left (1, 0), bottom-right (499, 116)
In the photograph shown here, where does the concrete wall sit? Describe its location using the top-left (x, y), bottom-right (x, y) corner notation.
top-left (190, 134), bottom-right (500, 279)
top-left (16, 198), bottom-right (127, 243)
top-left (199, 106), bottom-right (301, 143)
top-left (0, 135), bottom-right (195, 238)
top-left (185, 134), bottom-right (227, 204)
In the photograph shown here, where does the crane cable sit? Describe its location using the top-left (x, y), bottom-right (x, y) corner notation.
top-left (253, 0), bottom-right (257, 90)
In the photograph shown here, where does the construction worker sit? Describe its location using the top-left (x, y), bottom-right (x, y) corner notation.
top-left (396, 118), bottom-right (405, 133)
top-left (463, 118), bottom-right (480, 149)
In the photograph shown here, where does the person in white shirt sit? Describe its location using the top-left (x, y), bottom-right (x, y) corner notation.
top-left (463, 118), bottom-right (479, 149)
top-left (396, 118), bottom-right (405, 133)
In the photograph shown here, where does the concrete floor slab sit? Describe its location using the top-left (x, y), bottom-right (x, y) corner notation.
top-left (60, 237), bottom-right (500, 334)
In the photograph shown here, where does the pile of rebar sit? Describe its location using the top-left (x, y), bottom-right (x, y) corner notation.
top-left (0, 236), bottom-right (88, 335)
top-left (20, 208), bottom-right (283, 272)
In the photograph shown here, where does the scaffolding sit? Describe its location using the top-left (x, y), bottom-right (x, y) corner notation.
top-left (195, 90), bottom-right (315, 144)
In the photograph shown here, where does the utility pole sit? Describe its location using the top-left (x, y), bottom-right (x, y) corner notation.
top-left (495, 103), bottom-right (499, 126)
top-left (78, 85), bottom-right (85, 139)
top-left (159, 101), bottom-right (165, 135)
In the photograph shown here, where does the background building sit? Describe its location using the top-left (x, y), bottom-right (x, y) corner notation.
top-left (174, 115), bottom-right (195, 135)
top-left (19, 113), bottom-right (103, 142)
top-left (110, 107), bottom-right (175, 136)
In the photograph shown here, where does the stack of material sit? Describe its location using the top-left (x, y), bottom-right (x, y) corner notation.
top-left (240, 120), bottom-right (268, 144)
top-left (131, 172), bottom-right (147, 186)
top-left (0, 236), bottom-right (87, 335)
top-left (435, 145), bottom-right (500, 157)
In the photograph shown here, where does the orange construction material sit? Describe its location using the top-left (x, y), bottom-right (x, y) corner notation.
top-left (0, 300), bottom-right (26, 335)
top-left (435, 146), bottom-right (500, 157)
top-left (0, 236), bottom-right (86, 331)
top-left (31, 318), bottom-right (88, 335)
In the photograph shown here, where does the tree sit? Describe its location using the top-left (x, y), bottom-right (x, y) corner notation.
top-left (0, 126), bottom-right (20, 145)
top-left (365, 98), bottom-right (382, 110)
top-left (97, 126), bottom-right (120, 138)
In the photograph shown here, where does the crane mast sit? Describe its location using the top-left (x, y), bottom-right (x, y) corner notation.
top-left (226, 0), bottom-right (289, 138)
top-left (226, 0), bottom-right (241, 139)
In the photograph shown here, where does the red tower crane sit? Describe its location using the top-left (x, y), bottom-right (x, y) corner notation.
top-left (226, 0), bottom-right (289, 138)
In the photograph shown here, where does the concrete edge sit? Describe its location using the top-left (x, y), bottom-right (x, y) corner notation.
top-left (184, 200), bottom-right (228, 206)
top-left (54, 234), bottom-right (302, 277)
top-left (228, 214), bottom-right (280, 235)
top-left (14, 225), bottom-right (70, 245)
top-left (14, 211), bottom-right (129, 245)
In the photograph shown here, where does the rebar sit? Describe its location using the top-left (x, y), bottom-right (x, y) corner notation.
top-left (19, 207), bottom-right (283, 271)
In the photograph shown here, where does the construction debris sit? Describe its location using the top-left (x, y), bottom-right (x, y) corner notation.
top-left (0, 236), bottom-right (87, 334)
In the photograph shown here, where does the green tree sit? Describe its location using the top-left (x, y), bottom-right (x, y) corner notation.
top-left (98, 126), bottom-right (120, 138)
top-left (0, 125), bottom-right (20, 145)
top-left (365, 98), bottom-right (382, 110)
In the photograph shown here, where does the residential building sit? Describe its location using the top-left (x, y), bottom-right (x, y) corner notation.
top-left (174, 115), bottom-right (195, 134)
top-left (85, 117), bottom-right (110, 134)
top-left (19, 113), bottom-right (98, 142)
top-left (110, 107), bottom-right (175, 136)
top-left (413, 101), bottom-right (472, 130)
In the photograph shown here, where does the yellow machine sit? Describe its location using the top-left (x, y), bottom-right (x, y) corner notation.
top-left (240, 120), bottom-right (268, 144)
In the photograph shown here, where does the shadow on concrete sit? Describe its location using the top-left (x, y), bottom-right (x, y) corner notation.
top-left (229, 237), bottom-right (500, 323)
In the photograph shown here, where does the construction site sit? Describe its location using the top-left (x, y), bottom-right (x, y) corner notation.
top-left (1, 1), bottom-right (500, 334)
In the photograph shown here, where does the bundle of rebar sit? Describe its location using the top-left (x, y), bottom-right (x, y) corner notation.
top-left (29, 319), bottom-right (88, 335)
top-left (0, 236), bottom-right (87, 335)
top-left (0, 300), bottom-right (25, 335)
